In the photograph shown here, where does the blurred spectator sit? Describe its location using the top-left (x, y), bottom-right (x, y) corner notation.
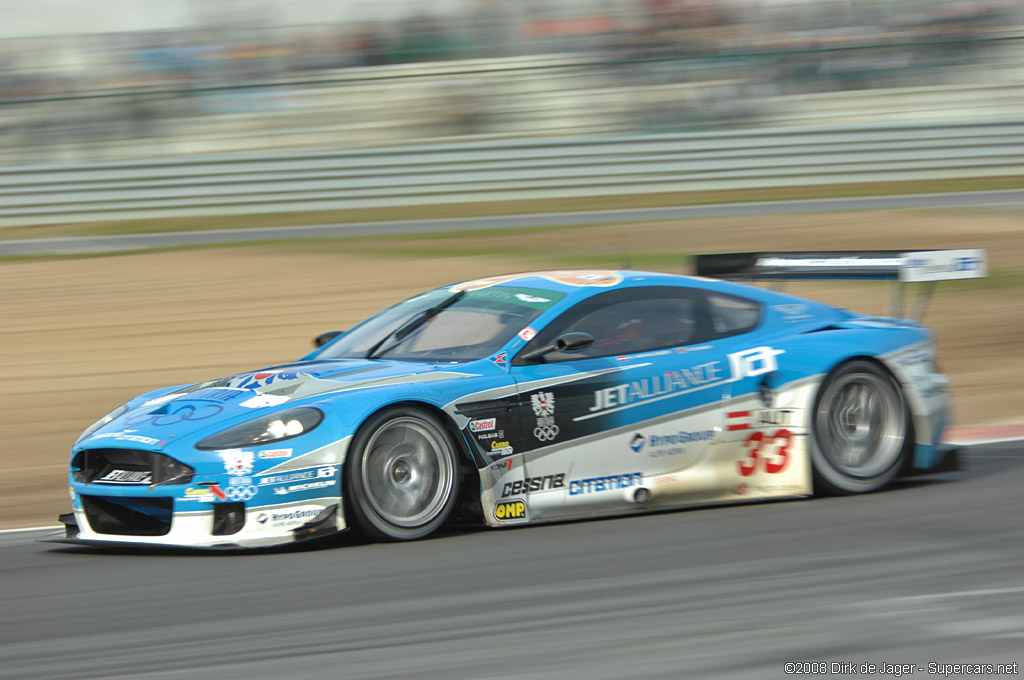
top-left (0, 0), bottom-right (1019, 161)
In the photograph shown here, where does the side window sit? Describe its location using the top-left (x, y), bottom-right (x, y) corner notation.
top-left (515, 287), bottom-right (706, 363)
top-left (707, 292), bottom-right (761, 337)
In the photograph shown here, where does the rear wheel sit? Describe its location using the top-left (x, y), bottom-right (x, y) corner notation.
top-left (810, 360), bottom-right (910, 495)
top-left (344, 406), bottom-right (460, 541)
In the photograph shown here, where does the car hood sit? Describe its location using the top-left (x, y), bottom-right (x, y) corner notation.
top-left (82, 359), bottom-right (481, 447)
top-left (213, 358), bottom-right (478, 400)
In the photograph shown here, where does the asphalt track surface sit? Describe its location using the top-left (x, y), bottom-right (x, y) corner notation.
top-left (2, 443), bottom-right (1022, 680)
top-left (4, 189), bottom-right (1024, 256)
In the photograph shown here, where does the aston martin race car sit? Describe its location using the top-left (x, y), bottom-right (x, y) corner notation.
top-left (54, 250), bottom-right (986, 549)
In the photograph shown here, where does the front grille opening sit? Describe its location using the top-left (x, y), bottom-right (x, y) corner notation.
top-left (212, 502), bottom-right (246, 536)
top-left (72, 449), bottom-right (194, 486)
top-left (81, 496), bottom-right (173, 536)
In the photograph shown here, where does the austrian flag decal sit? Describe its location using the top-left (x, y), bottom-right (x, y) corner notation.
top-left (726, 411), bottom-right (753, 431)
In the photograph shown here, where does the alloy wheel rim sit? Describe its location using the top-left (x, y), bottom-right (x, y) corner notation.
top-left (361, 417), bottom-right (454, 527)
top-left (816, 372), bottom-right (904, 478)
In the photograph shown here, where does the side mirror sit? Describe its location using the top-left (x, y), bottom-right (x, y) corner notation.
top-left (520, 331), bottom-right (594, 363)
top-left (313, 330), bottom-right (344, 348)
top-left (555, 332), bottom-right (594, 353)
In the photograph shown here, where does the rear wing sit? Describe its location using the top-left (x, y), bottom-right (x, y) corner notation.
top-left (694, 250), bottom-right (987, 320)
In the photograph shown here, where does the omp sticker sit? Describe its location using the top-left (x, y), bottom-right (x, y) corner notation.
top-left (493, 500), bottom-right (528, 522)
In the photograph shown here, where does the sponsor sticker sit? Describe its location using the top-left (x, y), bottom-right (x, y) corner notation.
top-left (629, 430), bottom-right (714, 457)
top-left (117, 434), bottom-right (160, 445)
top-left (900, 249), bottom-right (987, 283)
top-left (757, 409), bottom-right (795, 427)
top-left (494, 499), bottom-right (528, 522)
top-left (451, 271), bottom-right (621, 292)
top-left (569, 472), bottom-right (642, 496)
top-left (898, 352), bottom-right (930, 367)
top-left (187, 388), bottom-right (247, 402)
top-left (501, 474), bottom-right (565, 498)
top-left (490, 440), bottom-right (514, 459)
top-left (254, 507), bottom-right (322, 528)
top-left (258, 448), bottom-right (292, 460)
top-left (489, 458), bottom-right (514, 473)
top-left (257, 466), bottom-right (336, 486)
top-left (98, 469), bottom-right (152, 484)
top-left (515, 293), bottom-right (550, 303)
top-left (229, 370), bottom-right (301, 391)
top-left (583, 348), bottom-right (784, 420)
top-left (240, 394), bottom-right (291, 409)
top-left (469, 418), bottom-right (496, 433)
top-left (674, 345), bottom-right (712, 354)
top-left (271, 479), bottom-right (334, 496)
top-left (518, 327), bottom-right (537, 342)
top-left (182, 487), bottom-right (215, 502)
top-left (90, 429), bottom-right (159, 446)
top-left (771, 303), bottom-right (814, 323)
top-left (727, 409), bottom-right (796, 431)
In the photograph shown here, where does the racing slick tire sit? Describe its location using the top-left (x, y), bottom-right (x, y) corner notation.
top-left (344, 406), bottom-right (460, 541)
top-left (810, 360), bottom-right (911, 495)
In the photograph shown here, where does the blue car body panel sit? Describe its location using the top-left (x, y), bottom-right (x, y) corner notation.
top-left (58, 270), bottom-right (954, 548)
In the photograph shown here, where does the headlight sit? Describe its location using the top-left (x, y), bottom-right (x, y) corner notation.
top-left (195, 407), bottom-right (324, 451)
top-left (76, 404), bottom-right (130, 443)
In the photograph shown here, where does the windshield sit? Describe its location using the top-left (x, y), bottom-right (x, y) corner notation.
top-left (317, 286), bottom-right (565, 363)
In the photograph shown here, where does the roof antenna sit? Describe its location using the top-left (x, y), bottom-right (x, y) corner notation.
top-left (618, 235), bottom-right (632, 270)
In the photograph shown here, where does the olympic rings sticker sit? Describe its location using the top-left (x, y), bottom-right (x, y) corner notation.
top-left (125, 403), bottom-right (224, 427)
top-left (533, 425), bottom-right (560, 441)
top-left (224, 485), bottom-right (258, 501)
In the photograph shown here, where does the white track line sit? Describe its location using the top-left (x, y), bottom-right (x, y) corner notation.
top-left (0, 525), bottom-right (61, 535)
top-left (945, 436), bottom-right (1024, 446)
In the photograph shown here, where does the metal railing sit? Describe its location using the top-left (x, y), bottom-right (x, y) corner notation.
top-left (2, 119), bottom-right (1023, 228)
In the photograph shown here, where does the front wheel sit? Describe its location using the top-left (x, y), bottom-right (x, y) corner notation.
top-left (810, 360), bottom-right (911, 495)
top-left (344, 406), bottom-right (460, 541)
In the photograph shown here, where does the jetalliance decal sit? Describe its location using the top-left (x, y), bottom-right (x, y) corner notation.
top-left (575, 347), bottom-right (784, 421)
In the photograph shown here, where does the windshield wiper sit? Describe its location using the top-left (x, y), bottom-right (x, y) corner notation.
top-left (365, 291), bottom-right (466, 360)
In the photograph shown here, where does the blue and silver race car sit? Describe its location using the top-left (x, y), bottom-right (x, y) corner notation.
top-left (53, 250), bottom-right (986, 549)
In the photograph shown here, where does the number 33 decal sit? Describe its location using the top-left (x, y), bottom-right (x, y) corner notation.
top-left (737, 429), bottom-right (792, 476)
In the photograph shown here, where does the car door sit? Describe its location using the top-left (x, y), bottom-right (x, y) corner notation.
top-left (505, 285), bottom-right (733, 522)
top-left (698, 290), bottom-right (808, 501)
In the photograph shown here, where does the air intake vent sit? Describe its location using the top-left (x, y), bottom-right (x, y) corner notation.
top-left (81, 496), bottom-right (173, 536)
top-left (72, 449), bottom-right (194, 486)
